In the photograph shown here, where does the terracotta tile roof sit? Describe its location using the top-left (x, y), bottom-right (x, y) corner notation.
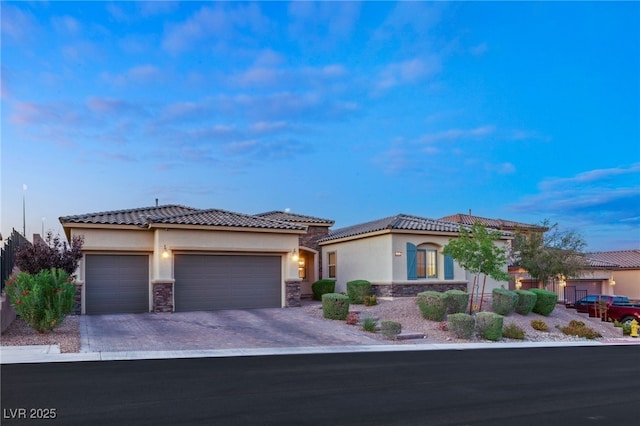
top-left (319, 214), bottom-right (511, 243)
top-left (59, 205), bottom-right (199, 227)
top-left (60, 205), bottom-right (306, 231)
top-left (439, 213), bottom-right (546, 231)
top-left (255, 211), bottom-right (335, 226)
top-left (585, 250), bottom-right (640, 269)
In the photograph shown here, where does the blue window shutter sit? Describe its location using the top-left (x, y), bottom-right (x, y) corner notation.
top-left (407, 242), bottom-right (417, 280)
top-left (444, 254), bottom-right (454, 280)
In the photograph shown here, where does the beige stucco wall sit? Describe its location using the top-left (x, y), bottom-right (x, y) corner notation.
top-left (319, 231), bottom-right (507, 293)
top-left (68, 226), bottom-right (301, 310)
top-left (579, 268), bottom-right (640, 299)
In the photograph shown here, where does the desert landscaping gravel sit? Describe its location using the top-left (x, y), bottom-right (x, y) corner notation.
top-left (0, 297), bottom-right (629, 353)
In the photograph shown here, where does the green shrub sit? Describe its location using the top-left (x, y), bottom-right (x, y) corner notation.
top-left (312, 279), bottom-right (336, 301)
top-left (514, 290), bottom-right (537, 315)
top-left (559, 320), bottom-right (602, 339)
top-left (362, 315), bottom-right (377, 332)
top-left (416, 291), bottom-right (448, 321)
top-left (380, 320), bottom-right (402, 339)
top-left (622, 323), bottom-right (631, 336)
top-left (4, 268), bottom-right (75, 333)
top-left (475, 312), bottom-right (504, 341)
top-left (529, 289), bottom-right (558, 316)
top-left (613, 320), bottom-right (622, 328)
top-left (530, 319), bottom-right (549, 331)
top-left (445, 289), bottom-right (469, 314)
top-left (491, 288), bottom-right (518, 316)
top-left (363, 294), bottom-right (378, 306)
top-left (346, 280), bottom-right (372, 304)
top-left (447, 313), bottom-right (475, 339)
top-left (502, 322), bottom-right (525, 339)
top-left (321, 293), bottom-right (350, 320)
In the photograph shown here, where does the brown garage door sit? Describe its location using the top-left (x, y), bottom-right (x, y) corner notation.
top-left (85, 254), bottom-right (149, 314)
top-left (174, 254), bottom-right (281, 312)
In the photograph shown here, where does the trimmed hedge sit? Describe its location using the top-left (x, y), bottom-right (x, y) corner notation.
top-left (445, 289), bottom-right (469, 314)
top-left (530, 288), bottom-right (558, 316)
top-left (491, 288), bottom-right (518, 316)
top-left (417, 291), bottom-right (448, 321)
top-left (380, 320), bottom-right (402, 339)
top-left (322, 293), bottom-right (350, 320)
top-left (476, 312), bottom-right (504, 341)
top-left (514, 290), bottom-right (537, 315)
top-left (312, 279), bottom-right (336, 301)
top-left (346, 280), bottom-right (372, 304)
top-left (447, 313), bottom-right (475, 339)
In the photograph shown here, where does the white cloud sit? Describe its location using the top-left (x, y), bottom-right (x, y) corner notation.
top-left (51, 15), bottom-right (82, 35)
top-left (376, 57), bottom-right (441, 91)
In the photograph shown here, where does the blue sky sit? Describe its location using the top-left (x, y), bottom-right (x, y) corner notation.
top-left (1, 1), bottom-right (639, 251)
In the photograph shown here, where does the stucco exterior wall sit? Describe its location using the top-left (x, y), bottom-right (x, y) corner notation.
top-left (390, 233), bottom-right (466, 282)
top-left (579, 268), bottom-right (640, 299)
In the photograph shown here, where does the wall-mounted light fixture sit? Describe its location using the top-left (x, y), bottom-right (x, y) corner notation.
top-left (515, 277), bottom-right (522, 290)
top-left (609, 275), bottom-right (616, 286)
top-left (394, 251), bottom-right (402, 257)
top-left (161, 245), bottom-right (170, 259)
top-left (558, 275), bottom-right (566, 287)
top-left (291, 249), bottom-right (299, 262)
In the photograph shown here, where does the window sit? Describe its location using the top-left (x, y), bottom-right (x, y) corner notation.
top-left (407, 243), bottom-right (451, 280)
top-left (328, 251), bottom-right (337, 278)
top-left (298, 253), bottom-right (306, 280)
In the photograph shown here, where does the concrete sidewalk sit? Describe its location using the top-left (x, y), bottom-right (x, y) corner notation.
top-left (2, 338), bottom-right (639, 364)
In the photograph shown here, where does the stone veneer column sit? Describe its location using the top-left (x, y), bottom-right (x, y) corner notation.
top-left (152, 281), bottom-right (174, 313)
top-left (285, 279), bottom-right (302, 307)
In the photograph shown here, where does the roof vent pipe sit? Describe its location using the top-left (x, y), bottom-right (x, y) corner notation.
top-left (156, 198), bottom-right (159, 207)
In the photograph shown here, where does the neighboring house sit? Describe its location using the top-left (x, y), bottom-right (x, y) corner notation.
top-left (564, 250), bottom-right (640, 301)
top-left (254, 211), bottom-right (334, 298)
top-left (59, 205), bottom-right (308, 314)
top-left (318, 214), bottom-right (513, 297)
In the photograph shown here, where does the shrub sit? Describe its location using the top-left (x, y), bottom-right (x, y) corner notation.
top-left (15, 231), bottom-right (84, 275)
top-left (4, 268), bottom-right (75, 333)
top-left (345, 312), bottom-right (359, 325)
top-left (475, 312), bottom-right (503, 341)
top-left (491, 288), bottom-right (518, 316)
top-left (445, 289), bottom-right (469, 314)
top-left (362, 315), bottom-right (377, 332)
top-left (514, 290), bottom-right (537, 315)
top-left (502, 322), bottom-right (525, 339)
top-left (447, 313), bottom-right (475, 339)
top-left (559, 320), bottom-right (602, 339)
top-left (312, 279), bottom-right (336, 301)
top-left (622, 323), bottom-right (631, 336)
top-left (363, 295), bottom-right (378, 306)
top-left (380, 320), bottom-right (402, 339)
top-left (529, 289), bottom-right (558, 316)
top-left (416, 291), bottom-right (448, 321)
top-left (346, 280), bottom-right (372, 304)
top-left (321, 293), bottom-right (350, 320)
top-left (613, 320), bottom-right (623, 328)
top-left (530, 319), bottom-right (549, 332)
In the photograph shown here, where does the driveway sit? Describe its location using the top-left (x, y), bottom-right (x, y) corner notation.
top-left (80, 308), bottom-right (390, 352)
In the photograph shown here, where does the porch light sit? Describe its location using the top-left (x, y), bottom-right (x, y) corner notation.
top-left (558, 275), bottom-right (566, 287)
top-left (161, 245), bottom-right (170, 259)
top-left (515, 277), bottom-right (522, 290)
top-left (291, 249), bottom-right (299, 262)
top-left (609, 276), bottom-right (616, 286)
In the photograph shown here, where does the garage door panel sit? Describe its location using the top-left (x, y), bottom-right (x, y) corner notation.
top-left (85, 255), bottom-right (149, 315)
top-left (175, 254), bottom-right (281, 312)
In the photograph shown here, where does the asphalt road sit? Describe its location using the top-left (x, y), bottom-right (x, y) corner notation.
top-left (2, 346), bottom-right (639, 425)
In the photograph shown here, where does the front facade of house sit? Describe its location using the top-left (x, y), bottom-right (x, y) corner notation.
top-left (60, 205), bottom-right (307, 314)
top-left (318, 214), bottom-right (512, 297)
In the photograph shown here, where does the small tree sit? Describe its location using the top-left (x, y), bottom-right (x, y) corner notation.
top-left (15, 231), bottom-right (84, 275)
top-left (444, 223), bottom-right (510, 313)
top-left (511, 220), bottom-right (587, 288)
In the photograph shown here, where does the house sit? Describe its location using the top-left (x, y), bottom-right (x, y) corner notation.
top-left (59, 205), bottom-right (310, 314)
top-left (254, 211), bottom-right (334, 298)
top-left (564, 250), bottom-right (640, 301)
top-left (318, 214), bottom-right (513, 297)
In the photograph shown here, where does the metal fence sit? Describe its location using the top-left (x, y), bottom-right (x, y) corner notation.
top-left (564, 286), bottom-right (587, 307)
top-left (0, 229), bottom-right (30, 291)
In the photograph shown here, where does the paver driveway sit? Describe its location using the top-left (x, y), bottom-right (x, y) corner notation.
top-left (80, 308), bottom-right (390, 352)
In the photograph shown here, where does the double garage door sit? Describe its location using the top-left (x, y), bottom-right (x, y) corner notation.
top-left (85, 254), bottom-right (281, 314)
top-left (174, 254), bottom-right (281, 312)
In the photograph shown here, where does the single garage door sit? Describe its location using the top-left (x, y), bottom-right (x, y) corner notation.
top-left (85, 254), bottom-right (149, 314)
top-left (174, 254), bottom-right (281, 312)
